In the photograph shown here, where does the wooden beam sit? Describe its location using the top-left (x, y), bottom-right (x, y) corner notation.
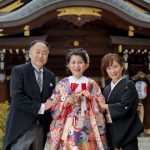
top-left (44, 29), bottom-right (108, 36)
top-left (49, 47), bottom-right (112, 56)
top-left (110, 36), bottom-right (150, 46)
top-left (0, 35), bottom-right (47, 47)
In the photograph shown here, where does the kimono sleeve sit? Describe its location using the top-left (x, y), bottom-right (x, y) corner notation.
top-left (48, 80), bottom-right (69, 119)
top-left (90, 79), bottom-right (102, 99)
top-left (108, 81), bottom-right (138, 120)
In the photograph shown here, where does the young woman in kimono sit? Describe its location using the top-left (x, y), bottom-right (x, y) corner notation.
top-left (100, 53), bottom-right (144, 150)
top-left (45, 48), bottom-right (109, 150)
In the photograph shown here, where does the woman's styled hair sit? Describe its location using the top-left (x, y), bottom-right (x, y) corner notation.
top-left (101, 53), bottom-right (124, 76)
top-left (66, 48), bottom-right (90, 65)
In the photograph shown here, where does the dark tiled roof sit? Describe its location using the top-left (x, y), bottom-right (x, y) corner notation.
top-left (143, 0), bottom-right (150, 4)
top-left (0, 0), bottom-right (149, 26)
top-left (100, 0), bottom-right (150, 22)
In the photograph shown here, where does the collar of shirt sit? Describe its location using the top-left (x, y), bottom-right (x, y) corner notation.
top-left (69, 76), bottom-right (88, 84)
top-left (111, 77), bottom-right (124, 90)
top-left (68, 76), bottom-right (88, 93)
top-left (32, 63), bottom-right (44, 73)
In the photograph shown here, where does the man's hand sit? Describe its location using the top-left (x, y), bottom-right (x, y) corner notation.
top-left (44, 100), bottom-right (56, 111)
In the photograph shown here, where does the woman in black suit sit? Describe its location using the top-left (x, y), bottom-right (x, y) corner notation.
top-left (100, 53), bottom-right (144, 150)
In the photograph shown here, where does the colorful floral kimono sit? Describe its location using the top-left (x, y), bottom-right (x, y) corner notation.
top-left (46, 76), bottom-right (108, 150)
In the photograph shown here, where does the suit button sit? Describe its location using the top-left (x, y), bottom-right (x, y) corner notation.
top-left (124, 106), bottom-right (128, 109)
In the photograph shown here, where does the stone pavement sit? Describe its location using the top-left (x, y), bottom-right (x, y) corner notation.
top-left (138, 136), bottom-right (150, 150)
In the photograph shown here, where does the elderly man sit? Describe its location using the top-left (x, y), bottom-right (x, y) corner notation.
top-left (4, 40), bottom-right (55, 150)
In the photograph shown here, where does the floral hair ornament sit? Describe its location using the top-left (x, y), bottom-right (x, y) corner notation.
top-left (81, 48), bottom-right (90, 64)
top-left (68, 48), bottom-right (90, 64)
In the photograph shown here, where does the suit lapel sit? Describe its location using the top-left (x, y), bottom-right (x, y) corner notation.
top-left (27, 62), bottom-right (41, 94)
top-left (42, 68), bottom-right (49, 101)
top-left (108, 78), bottom-right (127, 103)
top-left (104, 84), bottom-right (111, 101)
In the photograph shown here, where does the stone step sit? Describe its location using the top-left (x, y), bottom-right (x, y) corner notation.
top-left (138, 136), bottom-right (150, 150)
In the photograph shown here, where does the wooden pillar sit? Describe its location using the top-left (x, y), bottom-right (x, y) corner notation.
top-left (0, 81), bottom-right (10, 102)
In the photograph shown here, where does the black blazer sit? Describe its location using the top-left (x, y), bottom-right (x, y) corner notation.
top-left (4, 62), bottom-right (55, 150)
top-left (103, 78), bottom-right (144, 148)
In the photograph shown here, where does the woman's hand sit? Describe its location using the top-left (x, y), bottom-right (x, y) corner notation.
top-left (64, 94), bottom-right (80, 107)
top-left (99, 95), bottom-right (106, 103)
top-left (99, 101), bottom-right (108, 112)
top-left (80, 90), bottom-right (91, 99)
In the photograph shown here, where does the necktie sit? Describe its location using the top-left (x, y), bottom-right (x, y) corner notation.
top-left (35, 70), bottom-right (42, 91)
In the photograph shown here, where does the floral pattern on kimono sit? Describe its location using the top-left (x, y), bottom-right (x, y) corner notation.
top-left (47, 77), bottom-right (108, 150)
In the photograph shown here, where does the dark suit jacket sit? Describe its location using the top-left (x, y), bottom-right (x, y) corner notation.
top-left (4, 62), bottom-right (55, 150)
top-left (103, 78), bottom-right (144, 148)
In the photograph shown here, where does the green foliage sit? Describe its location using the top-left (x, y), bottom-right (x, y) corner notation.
top-left (0, 101), bottom-right (10, 150)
